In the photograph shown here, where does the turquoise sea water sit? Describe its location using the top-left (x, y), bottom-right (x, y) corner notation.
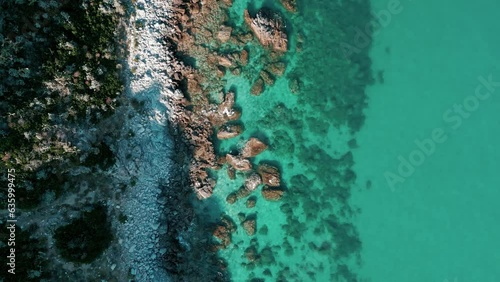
top-left (202, 0), bottom-right (372, 281)
top-left (353, 0), bottom-right (500, 282)
top-left (201, 0), bottom-right (500, 281)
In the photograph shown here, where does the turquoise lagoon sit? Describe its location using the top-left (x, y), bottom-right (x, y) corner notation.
top-left (197, 0), bottom-right (500, 281)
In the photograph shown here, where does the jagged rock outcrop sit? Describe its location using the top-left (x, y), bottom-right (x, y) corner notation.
top-left (244, 9), bottom-right (288, 52)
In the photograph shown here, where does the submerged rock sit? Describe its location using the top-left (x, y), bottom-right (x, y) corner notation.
top-left (250, 78), bottom-right (265, 96)
top-left (213, 224), bottom-right (231, 248)
top-left (257, 164), bottom-right (281, 186)
top-left (226, 192), bottom-right (238, 204)
top-left (280, 0), bottom-right (297, 13)
top-left (241, 138), bottom-right (268, 158)
top-left (227, 166), bottom-right (236, 179)
top-left (244, 9), bottom-right (288, 52)
top-left (246, 197), bottom-right (257, 208)
top-left (226, 154), bottom-right (252, 171)
top-left (240, 49), bottom-right (249, 66)
top-left (245, 246), bottom-right (258, 262)
top-left (243, 218), bottom-right (256, 236)
top-left (262, 186), bottom-right (284, 201)
top-left (267, 61), bottom-right (287, 77)
top-left (236, 186), bottom-right (252, 199)
top-left (260, 70), bottom-right (275, 86)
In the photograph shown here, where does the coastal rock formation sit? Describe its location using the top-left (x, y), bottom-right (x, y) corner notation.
top-left (244, 9), bottom-right (288, 52)
top-left (226, 154), bottom-right (252, 171)
top-left (257, 164), bottom-right (281, 186)
top-left (241, 138), bottom-right (268, 158)
top-left (243, 218), bottom-right (256, 236)
top-left (262, 186), bottom-right (284, 201)
top-left (244, 173), bottom-right (262, 191)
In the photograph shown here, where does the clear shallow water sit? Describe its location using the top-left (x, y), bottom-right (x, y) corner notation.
top-left (200, 0), bottom-right (373, 281)
top-left (353, 0), bottom-right (500, 281)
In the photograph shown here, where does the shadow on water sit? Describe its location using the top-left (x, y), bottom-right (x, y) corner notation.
top-left (159, 124), bottom-right (230, 281)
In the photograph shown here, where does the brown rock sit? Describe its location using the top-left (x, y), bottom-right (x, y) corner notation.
top-left (196, 184), bottom-right (214, 199)
top-left (244, 9), bottom-right (288, 52)
top-left (217, 124), bottom-right (243, 140)
top-left (250, 78), bottom-right (265, 96)
top-left (246, 197), bottom-right (256, 208)
top-left (243, 218), bottom-right (256, 236)
top-left (217, 25), bottom-right (232, 43)
top-left (257, 164), bottom-right (281, 186)
top-left (244, 173), bottom-right (262, 191)
top-left (241, 138), bottom-right (268, 158)
top-left (227, 166), bottom-right (236, 180)
top-left (261, 186), bottom-right (284, 201)
top-left (218, 56), bottom-right (233, 67)
top-left (213, 224), bottom-right (231, 247)
top-left (235, 186), bottom-right (252, 199)
top-left (237, 32), bottom-right (254, 44)
top-left (220, 0), bottom-right (233, 7)
top-left (240, 49), bottom-right (249, 66)
top-left (267, 61), bottom-right (287, 76)
top-left (216, 66), bottom-right (225, 77)
top-left (221, 216), bottom-right (237, 233)
top-left (260, 70), bottom-right (275, 86)
top-left (226, 192), bottom-right (237, 204)
top-left (226, 154), bottom-right (252, 171)
top-left (280, 0), bottom-right (297, 12)
top-left (231, 67), bottom-right (241, 76)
